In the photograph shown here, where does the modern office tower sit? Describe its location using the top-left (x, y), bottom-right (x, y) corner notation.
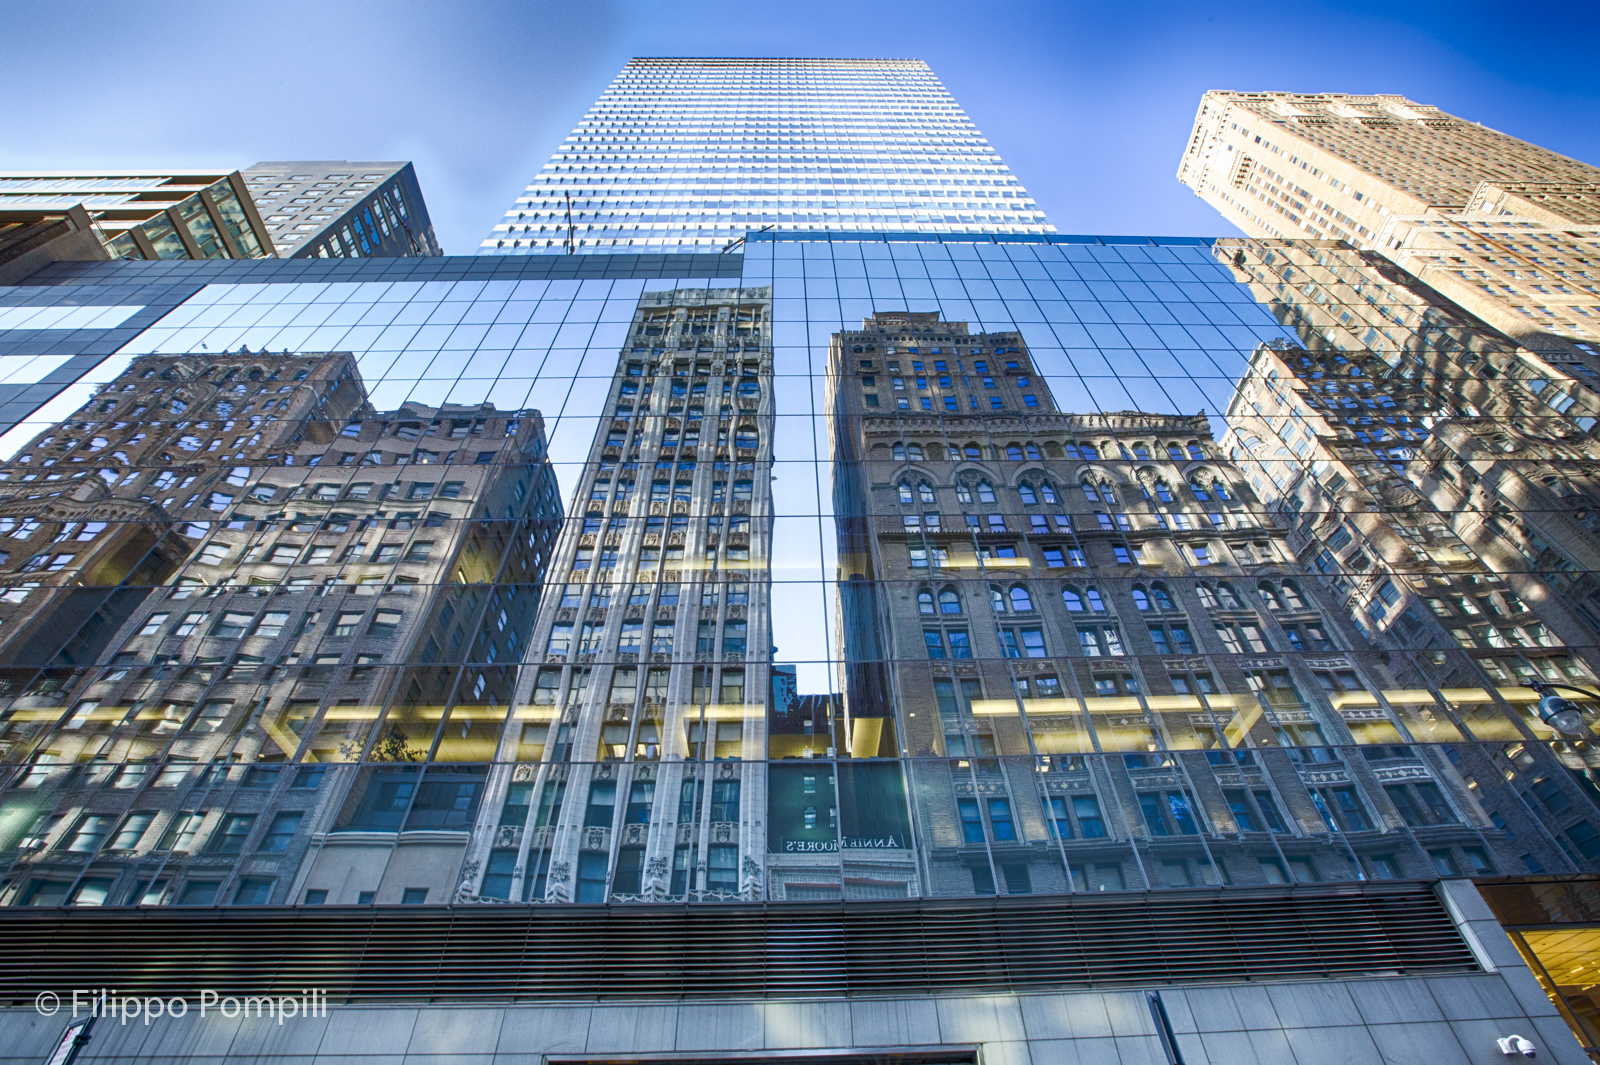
top-left (0, 230), bottom-right (1595, 1062)
top-left (0, 170), bottom-right (272, 264)
top-left (449, 285), bottom-right (775, 904)
top-left (480, 57), bottom-right (1055, 254)
top-left (242, 162), bottom-right (442, 258)
top-left (0, 348), bottom-right (561, 906)
top-left (1177, 91), bottom-right (1600, 246)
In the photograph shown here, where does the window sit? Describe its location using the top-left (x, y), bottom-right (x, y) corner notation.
top-left (260, 811), bottom-right (303, 852)
top-left (208, 813), bottom-right (256, 854)
top-left (109, 812), bottom-right (154, 851)
top-left (63, 814), bottom-right (114, 853)
top-left (988, 799), bottom-right (1015, 840)
top-left (958, 799), bottom-right (984, 843)
top-left (369, 610), bottom-right (402, 636)
top-left (333, 612), bottom-right (363, 636)
top-left (1074, 796), bottom-right (1106, 838)
top-left (939, 589), bottom-right (961, 614)
top-left (175, 612), bottom-right (206, 636)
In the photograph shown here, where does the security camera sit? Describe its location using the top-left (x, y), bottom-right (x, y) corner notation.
top-left (1497, 1034), bottom-right (1536, 1058)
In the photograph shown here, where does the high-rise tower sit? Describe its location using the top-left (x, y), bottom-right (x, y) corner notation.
top-left (1179, 90), bottom-right (1600, 353)
top-left (480, 57), bottom-right (1054, 254)
top-left (1177, 91), bottom-right (1600, 247)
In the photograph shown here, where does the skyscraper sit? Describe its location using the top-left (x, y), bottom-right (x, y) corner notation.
top-left (1177, 91), bottom-right (1600, 353)
top-left (242, 162), bottom-right (442, 258)
top-left (1177, 91), bottom-right (1600, 246)
top-left (480, 57), bottom-right (1054, 254)
top-left (0, 63), bottom-right (1594, 1065)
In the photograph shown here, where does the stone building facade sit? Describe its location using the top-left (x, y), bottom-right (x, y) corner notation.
top-left (827, 310), bottom-right (1512, 898)
top-left (1176, 91), bottom-right (1600, 249)
top-left (0, 349), bottom-right (562, 907)
top-left (1217, 236), bottom-right (1600, 875)
top-left (454, 285), bottom-right (776, 905)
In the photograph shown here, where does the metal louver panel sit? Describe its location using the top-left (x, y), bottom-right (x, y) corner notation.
top-left (0, 883), bottom-right (1476, 1005)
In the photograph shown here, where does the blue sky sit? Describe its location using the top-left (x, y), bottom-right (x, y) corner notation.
top-left (3, 0), bottom-right (1596, 254)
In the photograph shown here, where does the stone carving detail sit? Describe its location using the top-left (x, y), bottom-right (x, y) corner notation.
top-left (453, 860), bottom-right (480, 903)
top-left (644, 855), bottom-right (670, 900)
top-left (740, 855), bottom-right (762, 899)
top-left (546, 861), bottom-right (572, 903)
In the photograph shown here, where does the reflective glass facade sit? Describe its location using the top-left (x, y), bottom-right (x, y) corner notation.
top-left (0, 171), bottom-right (271, 262)
top-left (0, 232), bottom-right (1598, 913)
top-left (481, 58), bottom-right (1054, 255)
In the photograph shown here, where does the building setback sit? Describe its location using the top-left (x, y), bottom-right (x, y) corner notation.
top-left (242, 161), bottom-right (442, 258)
top-left (480, 57), bottom-right (1054, 254)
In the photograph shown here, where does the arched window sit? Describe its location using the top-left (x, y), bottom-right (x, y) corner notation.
top-left (1018, 484), bottom-right (1038, 505)
top-left (897, 481), bottom-right (913, 504)
top-left (1065, 442), bottom-right (1083, 460)
top-left (1006, 444), bottom-right (1024, 461)
top-left (917, 591), bottom-right (935, 615)
top-left (1196, 584), bottom-right (1218, 609)
top-left (1151, 583), bottom-right (1175, 611)
top-left (1081, 443), bottom-right (1100, 460)
top-left (1217, 583), bottom-right (1242, 608)
top-left (1154, 480), bottom-right (1174, 503)
top-left (893, 443), bottom-right (906, 461)
top-left (1025, 442), bottom-right (1041, 460)
top-left (1281, 581), bottom-right (1306, 609)
top-left (939, 588), bottom-right (962, 615)
top-left (1098, 479), bottom-right (1118, 504)
top-left (1167, 443), bottom-right (1186, 461)
top-left (1040, 482), bottom-right (1058, 504)
top-left (1085, 587), bottom-right (1106, 612)
top-left (956, 483), bottom-right (973, 504)
top-left (1213, 480), bottom-right (1234, 501)
top-left (919, 481), bottom-right (935, 503)
top-left (1081, 479), bottom-right (1099, 502)
top-left (990, 585), bottom-right (1008, 613)
top-left (1131, 442), bottom-right (1151, 460)
top-left (908, 443), bottom-right (924, 461)
top-left (1257, 581), bottom-right (1282, 610)
top-left (1132, 587), bottom-right (1151, 611)
top-left (1188, 443), bottom-right (1205, 461)
top-left (1189, 478), bottom-right (1211, 501)
top-left (1062, 587), bottom-right (1084, 612)
top-left (977, 481), bottom-right (996, 503)
top-left (1010, 585), bottom-right (1034, 612)
top-left (963, 442), bottom-right (981, 460)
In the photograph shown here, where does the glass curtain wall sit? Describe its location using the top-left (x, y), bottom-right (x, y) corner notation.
top-left (0, 233), bottom-right (1597, 907)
